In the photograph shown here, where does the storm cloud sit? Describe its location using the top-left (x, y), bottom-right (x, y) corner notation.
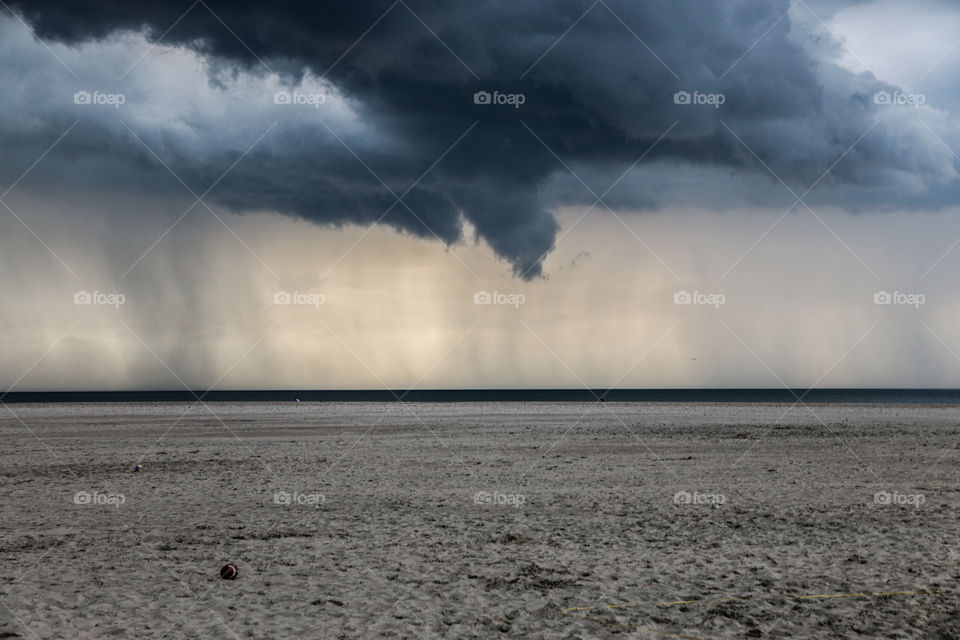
top-left (2, 0), bottom-right (958, 277)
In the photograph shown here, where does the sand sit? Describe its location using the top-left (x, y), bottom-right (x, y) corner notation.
top-left (1, 401), bottom-right (959, 639)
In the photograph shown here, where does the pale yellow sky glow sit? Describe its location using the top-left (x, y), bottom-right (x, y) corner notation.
top-left (4, 194), bottom-right (960, 390)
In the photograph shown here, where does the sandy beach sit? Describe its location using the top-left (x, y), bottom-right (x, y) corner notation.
top-left (1, 401), bottom-right (958, 638)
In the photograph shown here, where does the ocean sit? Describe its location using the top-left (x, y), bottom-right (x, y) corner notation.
top-left (3, 389), bottom-right (960, 403)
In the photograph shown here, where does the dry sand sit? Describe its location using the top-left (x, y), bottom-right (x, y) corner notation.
top-left (1, 401), bottom-right (959, 639)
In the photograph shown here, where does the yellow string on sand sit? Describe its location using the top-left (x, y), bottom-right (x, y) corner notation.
top-left (795, 588), bottom-right (949, 600)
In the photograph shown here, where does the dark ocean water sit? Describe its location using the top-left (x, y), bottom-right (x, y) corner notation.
top-left (3, 389), bottom-right (960, 403)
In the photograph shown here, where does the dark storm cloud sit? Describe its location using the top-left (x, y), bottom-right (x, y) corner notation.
top-left (4, 0), bottom-right (958, 277)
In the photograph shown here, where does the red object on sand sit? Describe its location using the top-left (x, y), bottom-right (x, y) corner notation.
top-left (220, 563), bottom-right (239, 580)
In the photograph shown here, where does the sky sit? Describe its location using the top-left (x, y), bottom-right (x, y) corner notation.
top-left (1, 0), bottom-right (960, 390)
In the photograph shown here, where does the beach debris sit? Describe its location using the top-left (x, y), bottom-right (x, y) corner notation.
top-left (133, 464), bottom-right (144, 472)
top-left (220, 563), bottom-right (239, 580)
